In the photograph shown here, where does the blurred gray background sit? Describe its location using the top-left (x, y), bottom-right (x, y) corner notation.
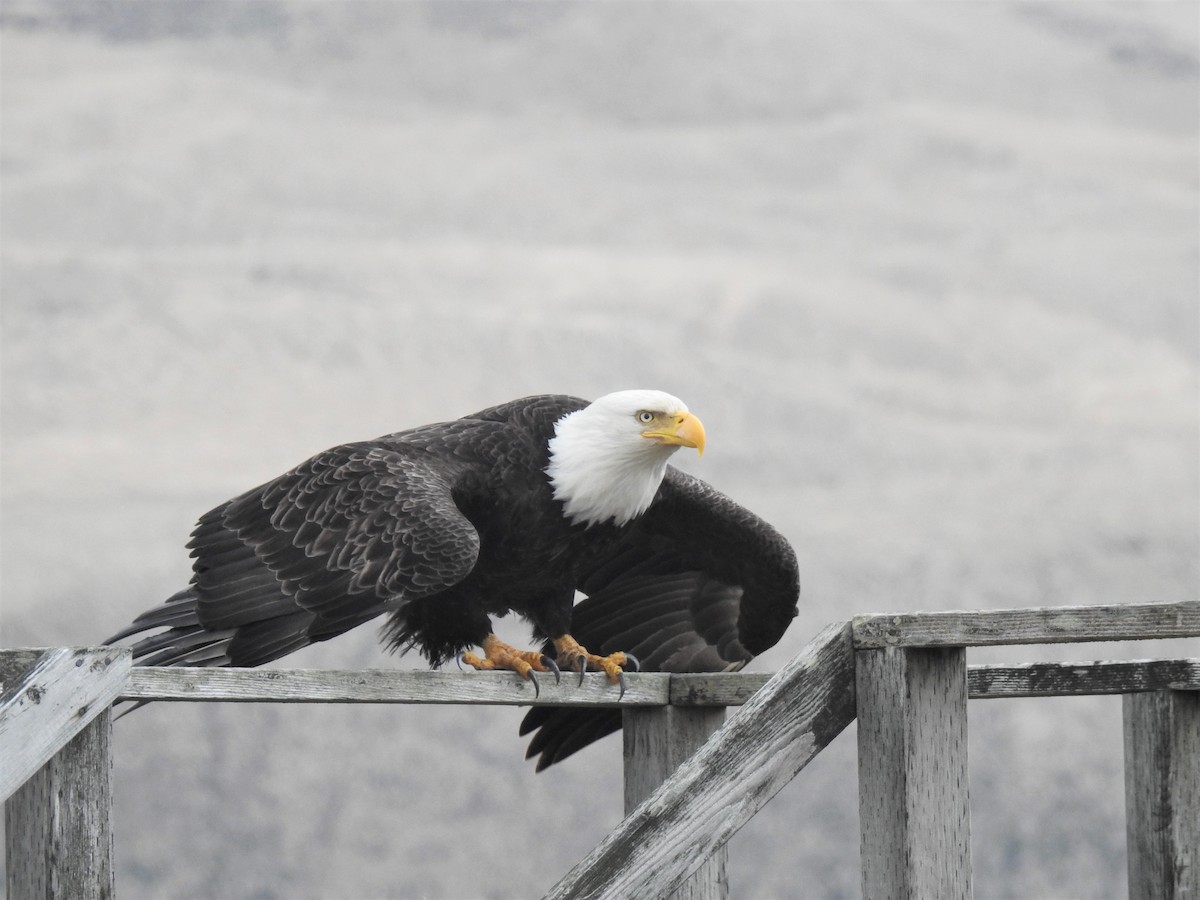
top-left (1, 2), bottom-right (1196, 898)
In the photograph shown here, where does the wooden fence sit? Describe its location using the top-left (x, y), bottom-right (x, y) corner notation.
top-left (2, 599), bottom-right (1197, 899)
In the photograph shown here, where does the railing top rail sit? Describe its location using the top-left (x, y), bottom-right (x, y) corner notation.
top-left (120, 666), bottom-right (673, 706)
top-left (852, 599), bottom-right (1198, 648)
top-left (108, 657), bottom-right (1200, 706)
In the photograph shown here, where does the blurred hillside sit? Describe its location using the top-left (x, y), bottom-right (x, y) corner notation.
top-left (1, 2), bottom-right (1197, 898)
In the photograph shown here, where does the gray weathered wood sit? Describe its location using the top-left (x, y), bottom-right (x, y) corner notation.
top-left (121, 666), bottom-right (671, 705)
top-left (857, 646), bottom-right (971, 900)
top-left (1124, 690), bottom-right (1199, 900)
top-left (0, 647), bottom-right (130, 800)
top-left (853, 599), bottom-right (1199, 648)
top-left (543, 621), bottom-right (856, 900)
top-left (624, 707), bottom-right (728, 900)
top-left (6, 708), bottom-right (114, 900)
top-left (970, 659), bottom-right (1200, 698)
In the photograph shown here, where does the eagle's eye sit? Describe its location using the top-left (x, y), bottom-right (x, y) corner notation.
top-left (637, 410), bottom-right (656, 424)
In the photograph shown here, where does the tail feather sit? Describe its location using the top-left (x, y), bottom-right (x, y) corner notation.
top-left (107, 582), bottom-right (324, 672)
top-left (136, 636), bottom-right (234, 668)
top-left (520, 707), bottom-right (622, 771)
top-left (105, 588), bottom-right (200, 643)
top-left (126, 622), bottom-right (233, 660)
top-left (105, 587), bottom-right (239, 668)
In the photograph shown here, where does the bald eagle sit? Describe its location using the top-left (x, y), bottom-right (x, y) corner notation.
top-left (108, 391), bottom-right (800, 768)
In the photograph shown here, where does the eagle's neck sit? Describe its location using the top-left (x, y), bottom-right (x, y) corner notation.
top-left (545, 409), bottom-right (677, 528)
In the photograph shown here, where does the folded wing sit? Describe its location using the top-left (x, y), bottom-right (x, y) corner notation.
top-left (521, 468), bottom-right (799, 770)
top-left (108, 444), bottom-right (480, 667)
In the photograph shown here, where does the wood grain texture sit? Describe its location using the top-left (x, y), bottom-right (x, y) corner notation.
top-left (0, 648), bottom-right (129, 800)
top-left (857, 647), bottom-right (971, 900)
top-left (853, 600), bottom-right (1199, 648)
top-left (122, 667), bottom-right (671, 706)
top-left (1124, 690), bottom-right (1199, 900)
top-left (543, 622), bottom-right (856, 900)
top-left (669, 673), bottom-right (770, 706)
top-left (6, 709), bottom-right (114, 900)
top-left (624, 707), bottom-right (728, 900)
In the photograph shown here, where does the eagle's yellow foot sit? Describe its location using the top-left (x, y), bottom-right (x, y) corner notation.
top-left (552, 635), bottom-right (640, 698)
top-left (459, 634), bottom-right (560, 698)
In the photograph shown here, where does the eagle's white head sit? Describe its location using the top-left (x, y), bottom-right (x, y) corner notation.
top-left (546, 389), bottom-right (706, 527)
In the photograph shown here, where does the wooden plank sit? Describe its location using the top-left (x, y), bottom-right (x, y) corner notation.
top-left (542, 622), bottom-right (856, 900)
top-left (853, 600), bottom-right (1199, 648)
top-left (1124, 690), bottom-right (1200, 900)
top-left (969, 659), bottom-right (1200, 698)
top-left (0, 647), bottom-right (130, 800)
top-left (6, 709), bottom-right (114, 899)
top-left (857, 647), bottom-right (972, 900)
top-left (121, 667), bottom-right (671, 706)
top-left (624, 707), bottom-right (728, 900)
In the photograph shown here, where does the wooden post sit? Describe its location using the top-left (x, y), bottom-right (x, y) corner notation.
top-left (1124, 689), bottom-right (1199, 900)
top-left (624, 706), bottom-right (727, 900)
top-left (6, 708), bottom-right (115, 900)
top-left (857, 646), bottom-right (971, 900)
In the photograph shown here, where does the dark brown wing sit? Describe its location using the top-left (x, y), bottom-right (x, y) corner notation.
top-left (521, 468), bottom-right (799, 770)
top-left (108, 444), bottom-right (481, 667)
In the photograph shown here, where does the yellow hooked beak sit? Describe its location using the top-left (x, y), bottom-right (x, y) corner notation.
top-left (643, 411), bottom-right (706, 457)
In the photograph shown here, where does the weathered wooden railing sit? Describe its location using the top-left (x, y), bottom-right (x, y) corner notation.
top-left (2, 600), bottom-right (1197, 899)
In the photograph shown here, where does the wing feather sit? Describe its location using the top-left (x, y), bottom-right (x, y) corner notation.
top-left (111, 442), bottom-right (482, 667)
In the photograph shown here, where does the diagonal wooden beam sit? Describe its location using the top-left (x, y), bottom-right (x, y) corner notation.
top-left (542, 622), bottom-right (856, 900)
top-left (0, 647), bottom-right (130, 800)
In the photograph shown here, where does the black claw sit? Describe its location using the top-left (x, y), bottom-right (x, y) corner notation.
top-left (528, 670), bottom-right (540, 699)
top-left (541, 655), bottom-right (562, 686)
top-left (617, 670), bottom-right (628, 701)
top-left (455, 653), bottom-right (466, 672)
top-left (575, 655), bottom-right (587, 686)
top-left (623, 652), bottom-right (641, 673)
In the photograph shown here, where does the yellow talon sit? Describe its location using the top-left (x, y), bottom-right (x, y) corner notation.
top-left (552, 634), bottom-right (631, 683)
top-left (460, 634), bottom-right (553, 679)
